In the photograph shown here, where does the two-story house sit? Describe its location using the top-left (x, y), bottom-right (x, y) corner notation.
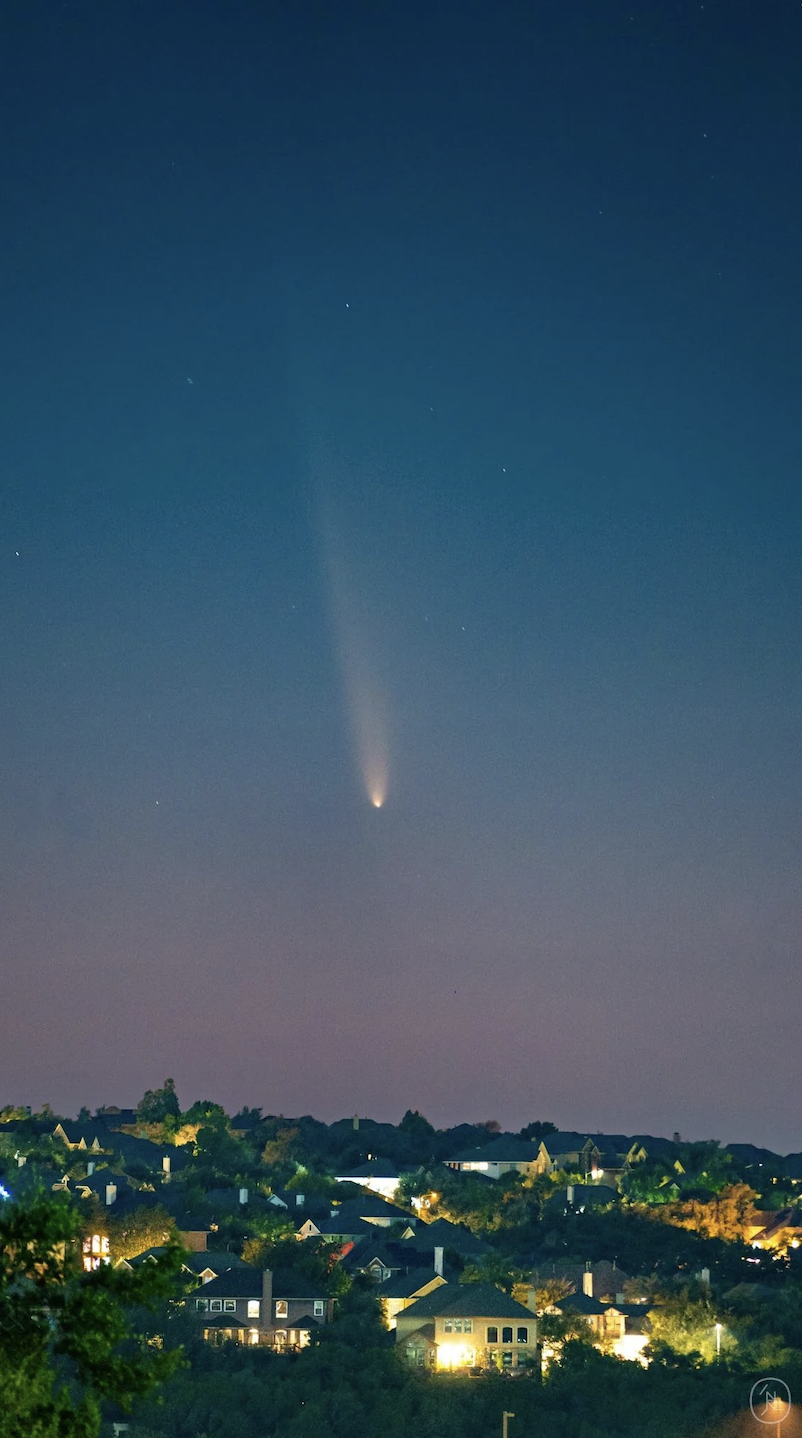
top-left (192, 1267), bottom-right (332, 1348)
top-left (395, 1281), bottom-right (538, 1371)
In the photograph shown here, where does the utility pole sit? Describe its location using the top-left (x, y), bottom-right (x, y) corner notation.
top-left (502, 1413), bottom-right (515, 1438)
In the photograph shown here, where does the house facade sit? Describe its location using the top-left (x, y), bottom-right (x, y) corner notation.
top-left (192, 1267), bottom-right (332, 1348)
top-left (395, 1282), bottom-right (538, 1371)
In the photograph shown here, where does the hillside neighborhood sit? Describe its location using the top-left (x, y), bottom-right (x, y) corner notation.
top-left (3, 1089), bottom-right (802, 1396)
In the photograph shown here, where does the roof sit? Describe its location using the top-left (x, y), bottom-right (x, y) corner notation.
top-left (190, 1267), bottom-right (326, 1301)
top-left (449, 1136), bottom-right (540, 1164)
top-left (333, 1189), bottom-right (412, 1220)
top-left (539, 1132), bottom-right (601, 1155)
top-left (377, 1269), bottom-right (447, 1299)
top-left (557, 1291), bottom-right (608, 1316)
top-left (401, 1322), bottom-right (436, 1346)
top-left (403, 1282), bottom-right (535, 1322)
top-left (336, 1158), bottom-right (400, 1180)
top-left (405, 1218), bottom-right (489, 1256)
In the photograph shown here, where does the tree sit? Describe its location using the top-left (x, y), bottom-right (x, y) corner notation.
top-left (646, 1282), bottom-right (735, 1364)
top-left (519, 1120), bottom-right (557, 1142)
top-left (101, 1203), bottom-right (178, 1262)
top-left (136, 1079), bottom-right (180, 1125)
top-left (658, 1183), bottom-right (758, 1243)
top-left (0, 1192), bottom-right (184, 1438)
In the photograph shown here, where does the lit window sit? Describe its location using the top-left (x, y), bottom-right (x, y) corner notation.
top-left (224, 1300), bottom-right (236, 1313)
top-left (210, 1300), bottom-right (222, 1312)
top-left (247, 1300), bottom-right (260, 1319)
top-left (517, 1326), bottom-right (528, 1344)
top-left (275, 1301), bottom-right (288, 1318)
top-left (502, 1350), bottom-right (513, 1367)
top-left (487, 1325), bottom-right (498, 1343)
top-left (196, 1299), bottom-right (209, 1312)
top-left (463, 1319), bottom-right (472, 1333)
top-left (502, 1327), bottom-right (513, 1344)
top-left (313, 1300), bottom-right (324, 1317)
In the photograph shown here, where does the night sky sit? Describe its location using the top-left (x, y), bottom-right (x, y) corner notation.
top-left (1, 0), bottom-right (800, 1152)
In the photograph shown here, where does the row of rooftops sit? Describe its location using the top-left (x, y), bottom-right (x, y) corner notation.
top-left (5, 1112), bottom-right (801, 1176)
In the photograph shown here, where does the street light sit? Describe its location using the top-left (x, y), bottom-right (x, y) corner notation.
top-left (502, 1414), bottom-right (515, 1438)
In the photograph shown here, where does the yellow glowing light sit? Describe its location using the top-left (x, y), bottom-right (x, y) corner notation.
top-left (371, 791), bottom-right (384, 809)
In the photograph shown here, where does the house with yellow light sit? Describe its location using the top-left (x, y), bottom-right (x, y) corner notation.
top-left (746, 1207), bottom-right (802, 1255)
top-left (395, 1282), bottom-right (538, 1371)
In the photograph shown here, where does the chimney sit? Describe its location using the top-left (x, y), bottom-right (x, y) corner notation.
top-left (433, 1246), bottom-right (444, 1277)
top-left (262, 1269), bottom-right (273, 1328)
top-left (672, 1132), bottom-right (681, 1144)
top-left (699, 1267), bottom-right (711, 1286)
top-left (295, 1193), bottom-right (305, 1207)
top-left (582, 1263), bottom-right (593, 1297)
top-left (353, 1114), bottom-right (359, 1131)
top-left (239, 1187), bottom-right (248, 1206)
top-left (162, 1155), bottom-right (171, 1178)
top-left (105, 1183), bottom-right (117, 1207)
top-left (525, 1286), bottom-right (538, 1313)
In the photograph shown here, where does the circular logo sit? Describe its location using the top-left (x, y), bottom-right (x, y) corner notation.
top-left (750, 1379), bottom-right (791, 1426)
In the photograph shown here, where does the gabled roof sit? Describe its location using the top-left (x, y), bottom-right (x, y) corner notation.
top-left (557, 1291), bottom-right (608, 1316)
top-left (377, 1268), bottom-right (447, 1299)
top-left (539, 1132), bottom-right (601, 1155)
top-left (403, 1282), bottom-right (535, 1322)
top-left (405, 1218), bottom-right (489, 1256)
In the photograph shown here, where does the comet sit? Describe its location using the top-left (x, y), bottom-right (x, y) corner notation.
top-left (315, 481), bottom-right (389, 809)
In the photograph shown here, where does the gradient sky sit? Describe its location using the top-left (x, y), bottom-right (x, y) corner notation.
top-left (1, 0), bottom-right (800, 1152)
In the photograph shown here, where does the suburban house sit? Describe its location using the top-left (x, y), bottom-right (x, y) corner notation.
top-left (444, 1136), bottom-right (542, 1180)
top-left (534, 1133), bottom-right (604, 1177)
top-left (334, 1157), bottom-right (400, 1200)
top-left (191, 1267), bottom-right (332, 1348)
top-left (746, 1207), bottom-right (802, 1254)
top-left (395, 1282), bottom-right (538, 1371)
top-left (524, 1259), bottom-right (630, 1305)
top-left (550, 1291), bottom-right (649, 1363)
top-left (296, 1191), bottom-right (416, 1244)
